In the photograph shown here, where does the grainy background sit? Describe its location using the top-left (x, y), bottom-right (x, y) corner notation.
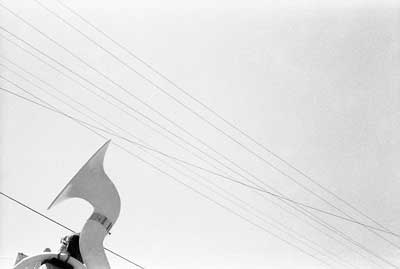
top-left (1, 0), bottom-right (400, 268)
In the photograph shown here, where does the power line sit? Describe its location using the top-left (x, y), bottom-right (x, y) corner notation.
top-left (0, 62), bottom-right (356, 267)
top-left (0, 27), bottom-right (243, 186)
top-left (0, 33), bottom-right (390, 264)
top-left (0, 191), bottom-right (146, 269)
top-left (26, 0), bottom-right (400, 251)
top-left (1, 81), bottom-right (398, 240)
top-left (0, 7), bottom-right (394, 263)
top-left (0, 87), bottom-right (334, 268)
top-left (52, 0), bottom-right (396, 237)
top-left (0, 29), bottom-right (391, 268)
top-left (4, 75), bottom-right (400, 268)
top-left (0, 32), bottom-right (236, 188)
top-left (0, 60), bottom-right (360, 268)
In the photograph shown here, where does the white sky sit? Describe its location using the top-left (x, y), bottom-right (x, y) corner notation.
top-left (1, 0), bottom-right (400, 268)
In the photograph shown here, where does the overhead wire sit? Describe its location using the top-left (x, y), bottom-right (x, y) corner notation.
top-left (0, 75), bottom-right (394, 268)
top-left (48, 0), bottom-right (400, 247)
top-left (0, 64), bottom-right (359, 268)
top-left (0, 42), bottom-right (233, 183)
top-left (0, 27), bottom-right (243, 186)
top-left (0, 4), bottom-right (396, 264)
top-left (51, 0), bottom-right (396, 237)
top-left (24, 0), bottom-right (400, 251)
top-left (0, 86), bottom-right (336, 269)
top-left (0, 32), bottom-right (350, 253)
top-left (0, 25), bottom-right (392, 268)
top-left (7, 0), bottom-right (356, 222)
top-left (0, 50), bottom-right (390, 266)
top-left (1, 65), bottom-right (399, 240)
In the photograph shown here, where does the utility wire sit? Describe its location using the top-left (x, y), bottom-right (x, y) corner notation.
top-left (3, 75), bottom-right (343, 267)
top-left (1, 83), bottom-right (399, 240)
top-left (52, 0), bottom-right (396, 236)
top-left (0, 8), bottom-right (394, 263)
top-left (6, 2), bottom-right (399, 266)
top-left (0, 36), bottom-right (390, 266)
top-left (0, 191), bottom-right (146, 269)
top-left (0, 32), bottom-right (334, 245)
top-left (0, 64), bottom-right (355, 267)
top-left (2, 89), bottom-right (343, 268)
top-left (0, 32), bottom-right (235, 186)
top-left (0, 27), bottom-right (245, 189)
top-left (0, 28), bottom-right (391, 267)
top-left (0, 87), bottom-right (334, 269)
top-left (0, 59), bottom-right (361, 268)
top-left (24, 0), bottom-right (400, 251)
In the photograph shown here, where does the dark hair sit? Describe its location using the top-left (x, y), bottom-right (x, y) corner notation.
top-left (60, 233), bottom-right (83, 263)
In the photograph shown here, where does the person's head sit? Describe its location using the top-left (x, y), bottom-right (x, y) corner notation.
top-left (60, 233), bottom-right (83, 263)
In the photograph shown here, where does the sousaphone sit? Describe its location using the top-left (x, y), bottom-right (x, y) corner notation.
top-left (13, 140), bottom-right (120, 269)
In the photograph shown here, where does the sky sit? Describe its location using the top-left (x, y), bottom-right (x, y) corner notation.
top-left (1, 0), bottom-right (400, 268)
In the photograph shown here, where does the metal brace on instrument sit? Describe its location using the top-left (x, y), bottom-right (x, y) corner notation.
top-left (89, 212), bottom-right (113, 233)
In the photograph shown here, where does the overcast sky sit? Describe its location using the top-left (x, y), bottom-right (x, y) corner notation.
top-left (1, 0), bottom-right (400, 268)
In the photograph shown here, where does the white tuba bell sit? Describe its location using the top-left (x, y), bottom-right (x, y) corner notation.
top-left (48, 140), bottom-right (120, 269)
